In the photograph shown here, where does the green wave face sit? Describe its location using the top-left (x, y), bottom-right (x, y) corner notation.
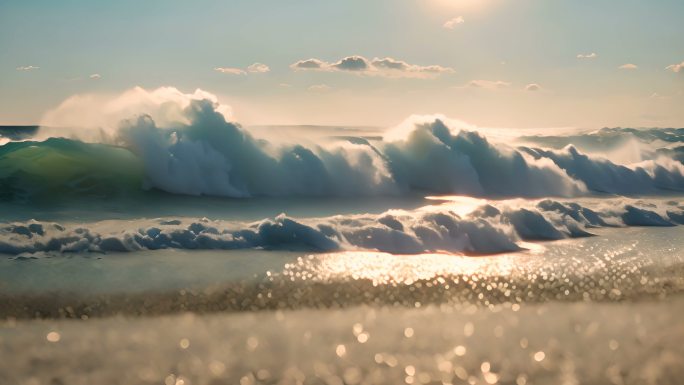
top-left (0, 138), bottom-right (144, 201)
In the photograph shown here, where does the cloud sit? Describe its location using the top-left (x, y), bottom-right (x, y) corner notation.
top-left (89, 73), bottom-right (101, 79)
top-left (577, 53), bottom-right (598, 59)
top-left (465, 80), bottom-right (511, 89)
top-left (291, 58), bottom-right (327, 70)
top-left (525, 83), bottom-right (541, 91)
top-left (443, 16), bottom-right (465, 29)
top-left (214, 63), bottom-right (271, 75)
top-left (666, 61), bottom-right (684, 73)
top-left (332, 56), bottom-right (370, 71)
top-left (247, 62), bottom-right (270, 73)
top-left (308, 84), bottom-right (332, 92)
top-left (370, 57), bottom-right (453, 75)
top-left (291, 55), bottom-right (454, 78)
top-left (214, 67), bottom-right (246, 75)
top-left (618, 63), bottom-right (638, 70)
top-left (16, 65), bottom-right (39, 71)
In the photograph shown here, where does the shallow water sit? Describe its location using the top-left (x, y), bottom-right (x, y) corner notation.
top-left (2, 199), bottom-right (684, 384)
top-left (2, 226), bottom-right (684, 318)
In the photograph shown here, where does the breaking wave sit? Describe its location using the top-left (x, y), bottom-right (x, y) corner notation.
top-left (519, 127), bottom-right (684, 153)
top-left (2, 198), bottom-right (683, 256)
top-left (0, 138), bottom-right (143, 200)
top-left (2, 87), bottom-right (684, 201)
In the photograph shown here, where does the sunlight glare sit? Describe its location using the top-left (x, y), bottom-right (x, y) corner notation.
top-left (429, 0), bottom-right (493, 11)
top-left (306, 251), bottom-right (520, 286)
top-left (424, 195), bottom-right (487, 217)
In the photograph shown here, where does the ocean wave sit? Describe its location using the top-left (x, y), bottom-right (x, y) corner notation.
top-left (0, 138), bottom-right (143, 200)
top-left (2, 198), bottom-right (682, 256)
top-left (2, 87), bottom-right (684, 200)
top-left (518, 127), bottom-right (684, 165)
top-left (519, 127), bottom-right (684, 151)
top-left (520, 145), bottom-right (684, 194)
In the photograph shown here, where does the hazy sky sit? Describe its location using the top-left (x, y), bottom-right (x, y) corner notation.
top-left (1, 0), bottom-right (683, 128)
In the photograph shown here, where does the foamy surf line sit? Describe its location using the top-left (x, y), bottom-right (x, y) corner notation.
top-left (1, 197), bottom-right (683, 256)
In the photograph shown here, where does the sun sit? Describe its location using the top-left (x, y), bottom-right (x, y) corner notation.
top-left (429, 0), bottom-right (493, 11)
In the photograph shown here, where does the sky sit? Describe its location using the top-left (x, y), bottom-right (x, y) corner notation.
top-left (1, 0), bottom-right (683, 129)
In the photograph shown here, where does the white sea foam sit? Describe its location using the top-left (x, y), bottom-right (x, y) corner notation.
top-left (2, 198), bottom-right (682, 256)
top-left (25, 87), bottom-right (684, 199)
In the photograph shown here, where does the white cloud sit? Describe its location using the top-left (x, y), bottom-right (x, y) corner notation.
top-left (525, 83), bottom-right (541, 91)
top-left (443, 16), bottom-right (465, 29)
top-left (247, 62), bottom-right (270, 73)
top-left (290, 58), bottom-right (327, 70)
top-left (666, 61), bottom-right (684, 73)
top-left (215, 63), bottom-right (270, 75)
top-left (89, 73), bottom-right (101, 79)
top-left (16, 65), bottom-right (39, 71)
top-left (333, 56), bottom-right (370, 71)
top-left (291, 55), bottom-right (454, 78)
top-left (618, 63), bottom-right (638, 70)
top-left (214, 67), bottom-right (246, 75)
top-left (577, 53), bottom-right (598, 59)
top-left (308, 84), bottom-right (331, 92)
top-left (464, 80), bottom-right (511, 89)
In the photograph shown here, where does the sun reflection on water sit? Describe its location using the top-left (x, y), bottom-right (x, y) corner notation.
top-left (305, 250), bottom-right (522, 286)
top-left (423, 195), bottom-right (488, 217)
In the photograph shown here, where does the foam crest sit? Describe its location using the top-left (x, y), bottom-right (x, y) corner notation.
top-left (1, 87), bottom-right (683, 200)
top-left (2, 198), bottom-right (682, 256)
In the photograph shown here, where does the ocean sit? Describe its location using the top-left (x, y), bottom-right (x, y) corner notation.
top-left (2, 100), bottom-right (684, 384)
